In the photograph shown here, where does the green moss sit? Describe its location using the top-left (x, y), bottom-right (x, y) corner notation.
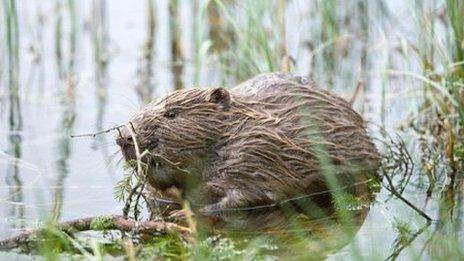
top-left (90, 216), bottom-right (115, 231)
top-left (333, 193), bottom-right (373, 212)
top-left (367, 177), bottom-right (382, 193)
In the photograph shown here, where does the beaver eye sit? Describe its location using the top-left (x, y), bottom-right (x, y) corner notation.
top-left (164, 108), bottom-right (180, 119)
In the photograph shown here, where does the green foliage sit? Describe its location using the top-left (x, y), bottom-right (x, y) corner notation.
top-left (211, 0), bottom-right (281, 80)
top-left (137, 235), bottom-right (189, 260)
top-left (195, 236), bottom-right (246, 260)
top-left (90, 216), bottom-right (115, 231)
top-left (392, 219), bottom-right (414, 247)
top-left (333, 193), bottom-right (372, 212)
top-left (114, 172), bottom-right (133, 202)
top-left (446, 0), bottom-right (464, 68)
top-left (36, 227), bottom-right (76, 258)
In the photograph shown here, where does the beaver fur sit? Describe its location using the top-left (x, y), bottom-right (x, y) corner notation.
top-left (117, 72), bottom-right (381, 226)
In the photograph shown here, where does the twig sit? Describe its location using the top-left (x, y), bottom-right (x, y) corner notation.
top-left (0, 215), bottom-right (191, 251)
top-left (123, 122), bottom-right (150, 222)
top-left (377, 134), bottom-right (415, 202)
top-left (127, 122), bottom-right (143, 178)
top-left (383, 173), bottom-right (432, 222)
top-left (385, 221), bottom-right (431, 261)
top-left (123, 182), bottom-right (143, 218)
top-left (134, 182), bottom-right (147, 220)
top-left (70, 124), bottom-right (124, 138)
top-left (380, 135), bottom-right (431, 221)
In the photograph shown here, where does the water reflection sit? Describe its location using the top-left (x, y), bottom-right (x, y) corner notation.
top-left (91, 0), bottom-right (110, 156)
top-left (25, 1), bottom-right (45, 93)
top-left (4, 0), bottom-right (25, 230)
top-left (419, 183), bottom-right (463, 259)
top-left (6, 134), bottom-right (24, 229)
top-left (49, 0), bottom-right (79, 221)
top-left (135, 0), bottom-right (155, 103)
top-left (170, 0), bottom-right (184, 90)
top-left (51, 95), bottom-right (76, 222)
top-left (54, 0), bottom-right (64, 79)
top-left (202, 203), bottom-right (372, 260)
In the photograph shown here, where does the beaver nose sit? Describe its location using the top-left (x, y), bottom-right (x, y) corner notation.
top-left (115, 126), bottom-right (134, 147)
top-left (116, 126), bottom-right (138, 161)
top-left (116, 136), bottom-right (133, 147)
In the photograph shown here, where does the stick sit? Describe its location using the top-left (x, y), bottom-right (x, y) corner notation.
top-left (385, 221), bottom-right (431, 261)
top-left (0, 215), bottom-right (191, 251)
top-left (70, 125), bottom-right (124, 138)
top-left (383, 173), bottom-right (432, 222)
top-left (123, 182), bottom-right (143, 218)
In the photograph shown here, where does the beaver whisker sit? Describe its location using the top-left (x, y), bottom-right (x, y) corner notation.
top-left (148, 153), bottom-right (190, 175)
top-left (115, 156), bottom-right (124, 166)
top-left (109, 148), bottom-right (124, 167)
top-left (92, 142), bottom-right (120, 150)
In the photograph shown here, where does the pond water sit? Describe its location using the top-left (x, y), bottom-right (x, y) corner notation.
top-left (0, 0), bottom-right (462, 259)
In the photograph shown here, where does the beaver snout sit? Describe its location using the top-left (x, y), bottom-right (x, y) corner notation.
top-left (116, 139), bottom-right (136, 162)
top-left (116, 135), bottom-right (133, 147)
top-left (115, 126), bottom-right (134, 147)
top-left (116, 126), bottom-right (137, 161)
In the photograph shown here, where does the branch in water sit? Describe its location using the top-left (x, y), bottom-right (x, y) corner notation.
top-left (0, 215), bottom-right (191, 251)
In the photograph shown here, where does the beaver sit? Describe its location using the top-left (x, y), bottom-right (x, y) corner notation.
top-left (116, 72), bottom-right (381, 228)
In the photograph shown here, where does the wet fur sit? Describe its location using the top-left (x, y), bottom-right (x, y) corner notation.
top-left (118, 73), bottom-right (381, 222)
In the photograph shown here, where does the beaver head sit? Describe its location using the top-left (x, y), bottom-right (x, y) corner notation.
top-left (116, 88), bottom-right (232, 191)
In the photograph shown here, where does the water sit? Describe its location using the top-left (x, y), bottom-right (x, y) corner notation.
top-left (0, 0), bottom-right (462, 259)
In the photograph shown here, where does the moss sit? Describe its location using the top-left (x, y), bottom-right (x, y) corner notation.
top-left (333, 193), bottom-right (372, 212)
top-left (90, 216), bottom-right (115, 231)
top-left (367, 177), bottom-right (382, 193)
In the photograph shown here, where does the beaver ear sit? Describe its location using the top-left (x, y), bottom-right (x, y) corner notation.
top-left (208, 88), bottom-right (230, 110)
